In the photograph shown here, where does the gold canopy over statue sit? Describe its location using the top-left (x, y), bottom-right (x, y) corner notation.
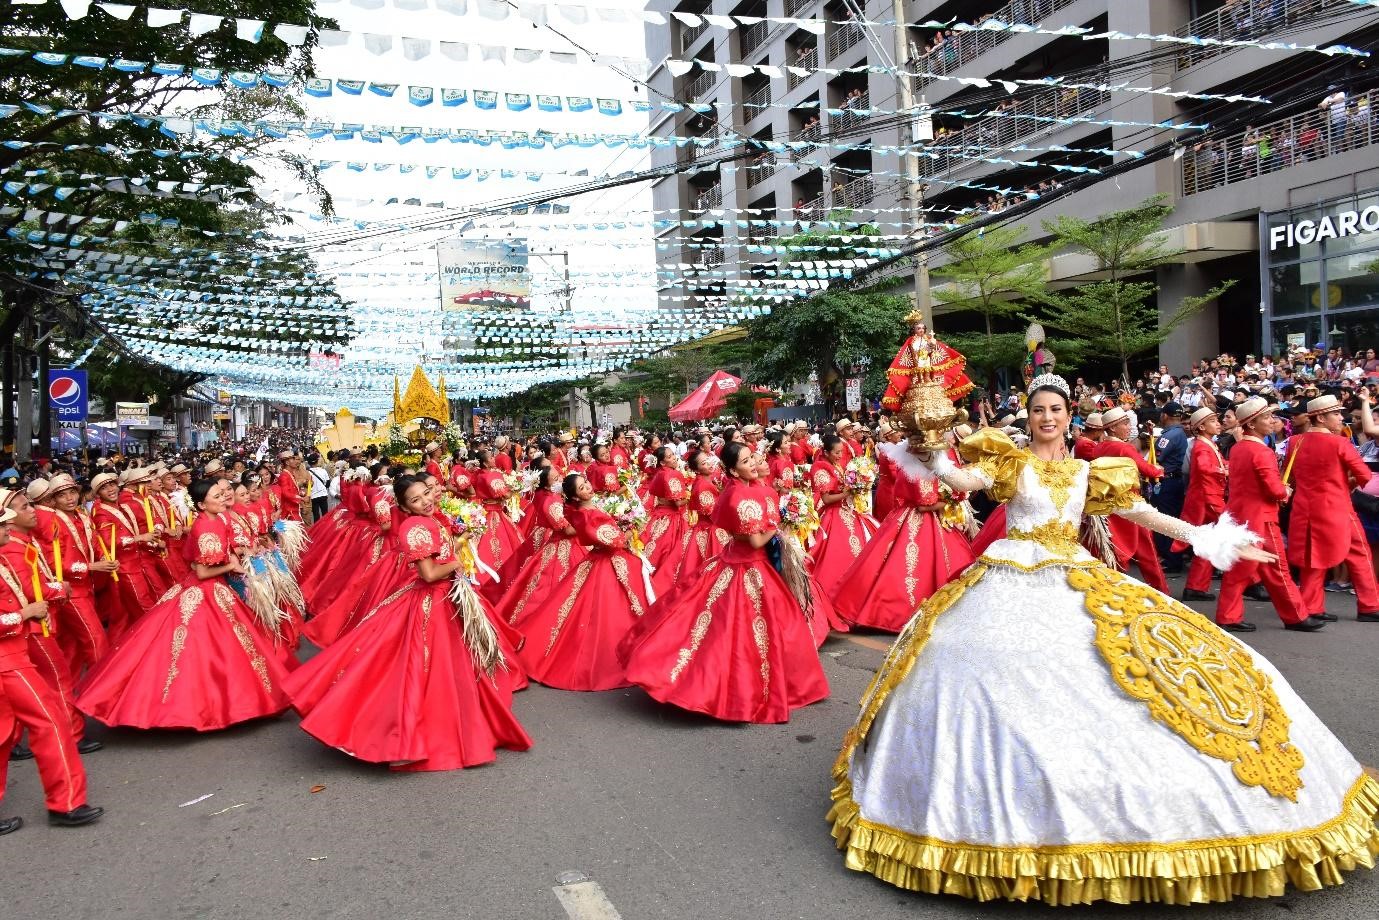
top-left (393, 366), bottom-right (450, 426)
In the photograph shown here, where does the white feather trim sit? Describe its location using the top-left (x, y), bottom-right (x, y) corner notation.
top-left (1187, 512), bottom-right (1260, 571)
top-left (878, 440), bottom-right (936, 483)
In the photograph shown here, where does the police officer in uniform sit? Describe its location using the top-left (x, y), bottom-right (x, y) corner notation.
top-left (1152, 401), bottom-right (1189, 573)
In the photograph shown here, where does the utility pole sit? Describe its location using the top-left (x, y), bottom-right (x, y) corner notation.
top-left (891, 0), bottom-right (932, 326)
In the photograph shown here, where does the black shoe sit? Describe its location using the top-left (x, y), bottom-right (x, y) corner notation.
top-left (76, 737), bottom-right (103, 755)
top-left (1217, 621), bottom-right (1257, 632)
top-left (1358, 611), bottom-right (1379, 622)
top-left (0, 816), bottom-right (21, 836)
top-left (1181, 588), bottom-right (1217, 601)
top-left (1313, 612), bottom-right (1339, 622)
top-left (48, 805), bottom-right (103, 827)
top-left (8, 743), bottom-right (32, 762)
top-left (1285, 617), bottom-right (1328, 632)
top-left (1244, 585), bottom-right (1271, 602)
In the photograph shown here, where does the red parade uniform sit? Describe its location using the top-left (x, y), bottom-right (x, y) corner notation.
top-left (1072, 437), bottom-right (1100, 462)
top-left (153, 492), bottom-right (192, 582)
top-left (873, 449), bottom-right (897, 521)
top-left (1216, 437), bottom-right (1309, 626)
top-left (449, 464), bottom-right (475, 498)
top-left (1283, 431), bottom-right (1379, 616)
top-left (643, 467), bottom-right (694, 598)
top-left (1179, 436), bottom-right (1229, 593)
top-left (118, 488), bottom-right (172, 594)
top-left (33, 507), bottom-right (108, 675)
top-left (675, 475), bottom-right (730, 592)
top-left (586, 460), bottom-right (621, 495)
top-left (1092, 439), bottom-right (1169, 594)
top-left (90, 498), bottom-right (161, 638)
top-left (301, 486), bottom-right (395, 647)
top-left (275, 470), bottom-right (303, 522)
top-left (494, 451), bottom-right (514, 474)
top-left (425, 458), bottom-right (444, 481)
top-left (494, 491), bottom-right (589, 629)
top-left (789, 440), bottom-right (810, 466)
top-left (472, 469), bottom-right (523, 603)
top-left (610, 445), bottom-right (631, 470)
top-left (0, 533), bottom-right (85, 738)
top-left (0, 558), bottom-right (89, 814)
top-left (549, 446), bottom-right (570, 477)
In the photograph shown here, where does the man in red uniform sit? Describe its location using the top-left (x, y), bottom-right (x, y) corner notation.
top-left (276, 450), bottom-right (305, 522)
top-left (1072, 411), bottom-right (1104, 461)
top-left (1178, 407), bottom-right (1229, 602)
top-left (1215, 398), bottom-right (1321, 632)
top-left (492, 435), bottom-right (515, 473)
top-left (424, 441), bottom-right (446, 481)
top-left (1283, 394), bottom-right (1379, 623)
top-left (1094, 408), bottom-right (1169, 593)
top-left (788, 422), bottom-right (812, 465)
top-left (29, 475), bottom-right (109, 675)
top-left (0, 500), bottom-right (103, 832)
top-left (117, 466), bottom-right (171, 593)
top-left (835, 419), bottom-right (862, 463)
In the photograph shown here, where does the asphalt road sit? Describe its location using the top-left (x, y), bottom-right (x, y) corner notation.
top-left (5, 574), bottom-right (1378, 920)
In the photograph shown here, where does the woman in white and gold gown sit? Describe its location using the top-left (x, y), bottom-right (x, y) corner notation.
top-left (830, 374), bottom-right (1379, 906)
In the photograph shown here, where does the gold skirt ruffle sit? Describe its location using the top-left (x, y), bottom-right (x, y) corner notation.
top-left (827, 774), bottom-right (1379, 906)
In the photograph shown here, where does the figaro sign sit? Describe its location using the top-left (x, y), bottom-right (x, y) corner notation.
top-left (1269, 205), bottom-right (1379, 250)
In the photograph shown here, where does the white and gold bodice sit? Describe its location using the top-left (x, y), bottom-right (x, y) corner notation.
top-left (932, 429), bottom-right (1191, 572)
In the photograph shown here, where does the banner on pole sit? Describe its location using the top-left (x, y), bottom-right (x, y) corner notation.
top-left (845, 377), bottom-right (862, 412)
top-left (438, 240), bottom-right (530, 311)
top-left (47, 369), bottom-right (88, 422)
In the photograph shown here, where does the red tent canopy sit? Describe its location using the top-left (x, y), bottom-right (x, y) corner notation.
top-left (668, 370), bottom-right (742, 422)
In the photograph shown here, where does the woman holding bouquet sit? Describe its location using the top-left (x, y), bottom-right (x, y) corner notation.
top-left (643, 448), bottom-right (695, 598)
top-left (765, 431), bottom-right (798, 493)
top-left (471, 449), bottom-right (523, 603)
top-left (514, 473), bottom-right (653, 691)
top-left (831, 439), bottom-right (975, 632)
top-left (674, 451), bottom-right (730, 589)
top-left (619, 442), bottom-right (829, 723)
top-left (495, 466), bottom-right (588, 629)
top-left (808, 435), bottom-right (879, 595)
top-left (286, 475), bottom-right (532, 772)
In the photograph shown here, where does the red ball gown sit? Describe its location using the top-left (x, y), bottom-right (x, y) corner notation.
top-left (75, 513), bottom-right (294, 731)
top-left (286, 515), bottom-right (532, 771)
top-left (514, 503), bottom-right (652, 691)
top-left (473, 469), bottom-right (523, 604)
top-left (301, 485), bottom-right (395, 647)
top-left (831, 444), bottom-right (976, 632)
top-left (643, 468), bottom-right (694, 599)
top-left (807, 460), bottom-right (879, 595)
top-left (620, 478), bottom-right (829, 723)
top-left (297, 478), bottom-right (363, 602)
top-left (494, 491), bottom-right (589, 629)
top-left (677, 475), bottom-right (729, 586)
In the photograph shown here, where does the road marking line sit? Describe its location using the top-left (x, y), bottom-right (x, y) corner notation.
top-left (553, 880), bottom-right (623, 920)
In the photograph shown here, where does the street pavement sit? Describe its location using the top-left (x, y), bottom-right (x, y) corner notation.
top-left (5, 572), bottom-right (1379, 920)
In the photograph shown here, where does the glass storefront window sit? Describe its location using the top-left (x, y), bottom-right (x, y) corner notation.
top-left (1268, 262), bottom-right (1321, 316)
top-left (1327, 254), bottom-right (1379, 313)
top-left (1270, 316), bottom-right (1322, 356)
top-left (1327, 310), bottom-right (1379, 358)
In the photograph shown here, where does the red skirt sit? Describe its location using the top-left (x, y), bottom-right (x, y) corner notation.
top-left (298, 506), bottom-right (359, 602)
top-left (286, 579), bottom-right (531, 771)
top-left (809, 500), bottom-right (879, 595)
top-left (301, 525), bottom-right (394, 647)
top-left (494, 535), bottom-right (588, 630)
top-left (620, 542), bottom-right (829, 723)
top-left (643, 506), bottom-right (694, 599)
top-left (831, 507), bottom-right (975, 633)
top-left (76, 575), bottom-right (293, 731)
top-left (514, 548), bottom-right (651, 691)
top-left (674, 522), bottom-right (730, 596)
top-left (476, 507), bottom-right (524, 604)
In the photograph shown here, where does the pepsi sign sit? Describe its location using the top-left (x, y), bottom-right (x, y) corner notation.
top-left (48, 369), bottom-right (88, 422)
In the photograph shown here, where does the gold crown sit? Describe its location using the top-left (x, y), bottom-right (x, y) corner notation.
top-left (904, 310), bottom-right (926, 325)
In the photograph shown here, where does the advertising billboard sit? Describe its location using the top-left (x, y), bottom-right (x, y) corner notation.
top-left (438, 240), bottom-right (530, 311)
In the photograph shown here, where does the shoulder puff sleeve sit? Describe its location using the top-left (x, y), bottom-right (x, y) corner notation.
top-left (731, 496), bottom-right (773, 535)
top-left (373, 497), bottom-right (392, 526)
top-left (953, 428), bottom-right (1026, 502)
top-left (401, 518), bottom-right (442, 562)
top-left (696, 487), bottom-right (716, 514)
top-left (1084, 457), bottom-right (1143, 515)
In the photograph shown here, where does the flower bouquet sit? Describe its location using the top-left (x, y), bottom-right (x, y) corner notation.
top-left (439, 495), bottom-right (488, 540)
top-left (778, 489), bottom-right (821, 547)
top-left (594, 490), bottom-right (649, 535)
top-left (844, 455), bottom-right (878, 514)
top-left (502, 471), bottom-right (525, 522)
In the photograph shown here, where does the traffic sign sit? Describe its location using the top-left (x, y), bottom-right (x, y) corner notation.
top-left (47, 369), bottom-right (88, 422)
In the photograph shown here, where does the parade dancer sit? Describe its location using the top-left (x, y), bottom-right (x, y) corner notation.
top-left (1283, 394), bottom-right (1379, 623)
top-left (1215, 397), bottom-right (1320, 633)
top-left (1178, 407), bottom-right (1228, 602)
top-left (0, 503), bottom-right (103, 832)
top-left (1093, 407), bottom-right (1170, 593)
top-left (831, 374), bottom-right (1378, 905)
top-left (90, 471), bottom-right (159, 639)
top-left (808, 435), bottom-right (878, 595)
top-left (29, 475), bottom-right (109, 675)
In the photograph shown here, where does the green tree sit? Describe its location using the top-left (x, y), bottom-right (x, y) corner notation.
top-left (931, 224), bottom-right (1050, 390)
top-left (1036, 196), bottom-right (1234, 386)
top-left (741, 222), bottom-right (910, 410)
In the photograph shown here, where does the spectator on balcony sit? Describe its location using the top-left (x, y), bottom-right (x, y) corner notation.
top-left (1319, 86), bottom-right (1348, 153)
top-left (1351, 93), bottom-right (1371, 148)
